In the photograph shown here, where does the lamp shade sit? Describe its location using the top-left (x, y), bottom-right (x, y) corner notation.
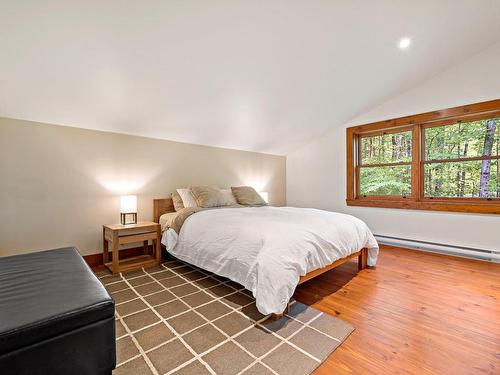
top-left (120, 195), bottom-right (137, 213)
top-left (259, 191), bottom-right (268, 203)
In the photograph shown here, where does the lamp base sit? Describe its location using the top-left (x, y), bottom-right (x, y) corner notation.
top-left (121, 212), bottom-right (137, 225)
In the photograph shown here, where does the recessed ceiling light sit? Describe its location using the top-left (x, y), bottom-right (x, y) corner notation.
top-left (398, 37), bottom-right (411, 50)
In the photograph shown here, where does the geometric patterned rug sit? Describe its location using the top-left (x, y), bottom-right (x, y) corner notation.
top-left (96, 258), bottom-right (354, 375)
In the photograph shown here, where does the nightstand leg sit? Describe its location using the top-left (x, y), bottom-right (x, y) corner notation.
top-left (112, 232), bottom-right (119, 275)
top-left (155, 227), bottom-right (161, 264)
top-left (103, 228), bottom-right (109, 264)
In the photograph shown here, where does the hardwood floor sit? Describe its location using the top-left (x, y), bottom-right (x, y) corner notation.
top-left (293, 245), bottom-right (500, 375)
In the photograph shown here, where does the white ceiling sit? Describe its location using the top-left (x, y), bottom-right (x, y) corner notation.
top-left (1, 1), bottom-right (500, 155)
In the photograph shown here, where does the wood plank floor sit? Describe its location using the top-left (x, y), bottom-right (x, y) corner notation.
top-left (293, 245), bottom-right (500, 375)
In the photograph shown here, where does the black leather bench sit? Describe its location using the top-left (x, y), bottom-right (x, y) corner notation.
top-left (0, 247), bottom-right (116, 375)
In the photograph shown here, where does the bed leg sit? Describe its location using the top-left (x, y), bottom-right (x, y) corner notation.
top-left (358, 248), bottom-right (368, 270)
top-left (271, 302), bottom-right (290, 321)
top-left (271, 313), bottom-right (282, 321)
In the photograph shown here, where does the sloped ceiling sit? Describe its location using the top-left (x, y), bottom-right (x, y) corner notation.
top-left (1, 1), bottom-right (500, 155)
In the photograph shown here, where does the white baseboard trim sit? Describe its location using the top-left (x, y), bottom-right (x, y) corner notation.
top-left (374, 235), bottom-right (500, 263)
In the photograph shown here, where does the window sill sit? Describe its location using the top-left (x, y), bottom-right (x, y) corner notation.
top-left (346, 198), bottom-right (500, 215)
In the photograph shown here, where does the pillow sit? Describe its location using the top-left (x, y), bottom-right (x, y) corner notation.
top-left (190, 186), bottom-right (235, 208)
top-left (171, 190), bottom-right (185, 211)
top-left (231, 186), bottom-right (267, 206)
top-left (176, 188), bottom-right (198, 208)
top-left (220, 188), bottom-right (238, 205)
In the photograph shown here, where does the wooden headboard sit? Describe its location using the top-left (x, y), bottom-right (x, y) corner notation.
top-left (153, 198), bottom-right (175, 223)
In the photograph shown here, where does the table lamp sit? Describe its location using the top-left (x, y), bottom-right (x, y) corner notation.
top-left (120, 195), bottom-right (137, 225)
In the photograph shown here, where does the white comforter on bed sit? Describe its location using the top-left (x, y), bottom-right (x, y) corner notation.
top-left (161, 206), bottom-right (378, 315)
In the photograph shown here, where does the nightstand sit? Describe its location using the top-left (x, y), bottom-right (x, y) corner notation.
top-left (103, 221), bottom-right (161, 275)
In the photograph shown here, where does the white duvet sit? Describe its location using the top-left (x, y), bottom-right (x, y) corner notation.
top-left (161, 206), bottom-right (378, 315)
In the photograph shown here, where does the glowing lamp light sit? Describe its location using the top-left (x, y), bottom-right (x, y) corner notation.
top-left (120, 195), bottom-right (137, 225)
top-left (398, 37), bottom-right (411, 50)
top-left (259, 191), bottom-right (269, 203)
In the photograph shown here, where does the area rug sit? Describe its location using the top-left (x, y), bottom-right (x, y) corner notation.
top-left (96, 258), bottom-right (354, 375)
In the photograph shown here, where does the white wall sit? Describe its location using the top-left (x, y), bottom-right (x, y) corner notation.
top-left (287, 43), bottom-right (500, 251)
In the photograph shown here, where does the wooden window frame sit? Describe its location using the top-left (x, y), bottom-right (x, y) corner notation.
top-left (346, 99), bottom-right (500, 215)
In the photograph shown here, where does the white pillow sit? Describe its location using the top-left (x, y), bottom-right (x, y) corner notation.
top-left (220, 188), bottom-right (238, 205)
top-left (177, 188), bottom-right (198, 208)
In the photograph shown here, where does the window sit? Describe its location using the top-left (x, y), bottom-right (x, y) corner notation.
top-left (359, 129), bottom-right (413, 196)
top-left (424, 118), bottom-right (499, 199)
top-left (346, 99), bottom-right (500, 214)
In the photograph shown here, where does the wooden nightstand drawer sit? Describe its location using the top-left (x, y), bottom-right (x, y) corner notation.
top-left (119, 232), bottom-right (158, 245)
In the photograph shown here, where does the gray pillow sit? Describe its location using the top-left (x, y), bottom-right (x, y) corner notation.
top-left (231, 186), bottom-right (267, 206)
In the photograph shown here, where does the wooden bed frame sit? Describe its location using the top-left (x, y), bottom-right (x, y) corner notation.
top-left (153, 198), bottom-right (368, 319)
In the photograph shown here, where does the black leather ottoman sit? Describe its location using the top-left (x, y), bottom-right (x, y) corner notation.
top-left (0, 247), bottom-right (116, 375)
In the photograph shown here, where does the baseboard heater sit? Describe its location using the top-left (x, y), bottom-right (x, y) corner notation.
top-left (374, 234), bottom-right (500, 263)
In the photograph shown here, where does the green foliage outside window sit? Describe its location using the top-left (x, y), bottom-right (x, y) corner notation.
top-left (424, 160), bottom-right (498, 198)
top-left (360, 131), bottom-right (412, 165)
top-left (425, 119), bottom-right (499, 160)
top-left (358, 117), bottom-right (499, 198)
top-left (359, 130), bottom-right (412, 196)
top-left (424, 118), bottom-right (499, 198)
top-left (360, 165), bottom-right (411, 196)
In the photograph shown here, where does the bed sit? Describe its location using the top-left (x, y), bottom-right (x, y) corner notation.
top-left (153, 198), bottom-right (378, 318)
